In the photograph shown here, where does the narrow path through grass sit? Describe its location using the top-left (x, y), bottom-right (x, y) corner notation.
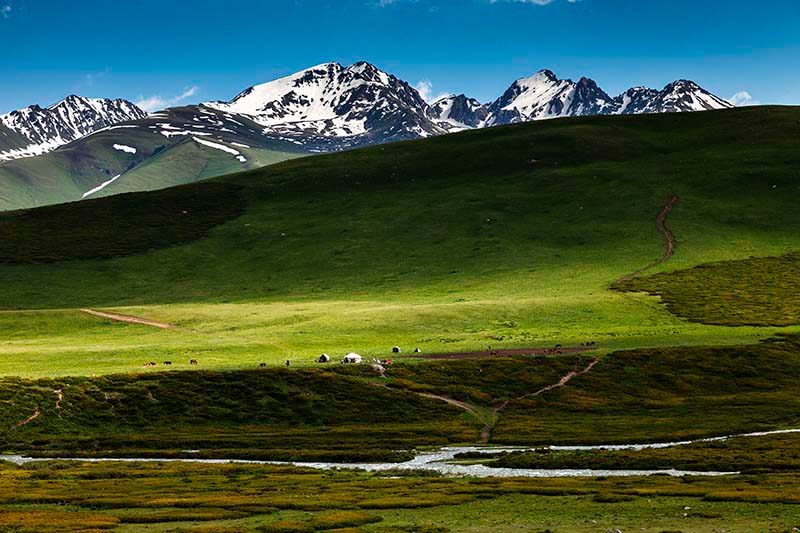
top-left (615, 195), bottom-right (680, 284)
top-left (481, 357), bottom-right (601, 443)
top-left (79, 309), bottom-right (176, 330)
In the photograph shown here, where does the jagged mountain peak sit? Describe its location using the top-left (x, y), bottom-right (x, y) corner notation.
top-left (1, 63), bottom-right (736, 170)
top-left (206, 61), bottom-right (443, 147)
top-left (614, 78), bottom-right (733, 115)
top-left (522, 69), bottom-right (559, 83)
top-left (484, 68), bottom-right (732, 126)
top-left (0, 95), bottom-right (147, 162)
top-left (432, 94), bottom-right (489, 130)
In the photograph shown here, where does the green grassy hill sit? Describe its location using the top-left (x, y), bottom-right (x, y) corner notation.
top-left (0, 106), bottom-right (799, 377)
top-left (0, 106), bottom-right (304, 211)
top-left (3, 107), bottom-right (800, 531)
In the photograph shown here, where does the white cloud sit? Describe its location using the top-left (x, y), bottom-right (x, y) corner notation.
top-left (79, 68), bottom-right (111, 88)
top-left (1, 4), bottom-right (12, 18)
top-left (414, 80), bottom-right (450, 103)
top-left (727, 91), bottom-right (759, 107)
top-left (134, 86), bottom-right (199, 113)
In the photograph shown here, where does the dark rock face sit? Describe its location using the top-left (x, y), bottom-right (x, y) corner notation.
top-left (432, 95), bottom-right (490, 129)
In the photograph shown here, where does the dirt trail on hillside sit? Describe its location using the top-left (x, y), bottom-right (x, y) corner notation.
top-left (53, 389), bottom-right (64, 414)
top-left (80, 309), bottom-right (176, 330)
top-left (417, 393), bottom-right (488, 421)
top-left (481, 357), bottom-right (600, 443)
top-left (385, 357), bottom-right (601, 444)
top-left (372, 383), bottom-right (492, 429)
top-left (615, 195), bottom-right (681, 285)
top-left (13, 406), bottom-right (40, 429)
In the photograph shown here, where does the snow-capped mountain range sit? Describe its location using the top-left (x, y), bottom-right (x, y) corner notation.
top-left (0, 95), bottom-right (147, 161)
top-left (0, 61), bottom-right (737, 211)
top-left (0, 62), bottom-right (733, 164)
top-left (440, 69), bottom-right (733, 129)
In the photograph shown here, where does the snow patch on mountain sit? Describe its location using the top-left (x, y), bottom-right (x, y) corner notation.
top-left (0, 140), bottom-right (64, 162)
top-left (82, 174), bottom-right (122, 198)
top-left (113, 144), bottom-right (137, 154)
top-left (160, 129), bottom-right (213, 138)
top-left (193, 137), bottom-right (247, 163)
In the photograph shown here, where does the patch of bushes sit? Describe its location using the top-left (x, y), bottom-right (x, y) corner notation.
top-left (492, 336), bottom-right (800, 445)
top-left (615, 253), bottom-right (800, 326)
top-left (1, 368), bottom-right (474, 457)
top-left (0, 509), bottom-right (119, 532)
top-left (493, 432), bottom-right (800, 473)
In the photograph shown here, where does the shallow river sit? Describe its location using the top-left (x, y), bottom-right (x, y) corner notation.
top-left (5, 428), bottom-right (798, 478)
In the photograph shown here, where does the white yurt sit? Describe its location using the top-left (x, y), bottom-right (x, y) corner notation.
top-left (342, 353), bottom-right (363, 364)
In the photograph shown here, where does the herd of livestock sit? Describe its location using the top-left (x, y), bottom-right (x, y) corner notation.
top-left (141, 343), bottom-right (596, 369)
top-left (142, 346), bottom-right (414, 369)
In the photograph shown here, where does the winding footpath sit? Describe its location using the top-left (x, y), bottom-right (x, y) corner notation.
top-left (401, 357), bottom-right (601, 444)
top-left (12, 406), bottom-right (40, 429)
top-left (79, 309), bottom-right (176, 330)
top-left (481, 357), bottom-right (600, 443)
top-left (615, 195), bottom-right (681, 285)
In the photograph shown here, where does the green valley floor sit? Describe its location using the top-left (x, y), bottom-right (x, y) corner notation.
top-left (2, 107), bottom-right (800, 531)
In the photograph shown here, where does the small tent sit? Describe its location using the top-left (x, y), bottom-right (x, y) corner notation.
top-left (342, 353), bottom-right (363, 364)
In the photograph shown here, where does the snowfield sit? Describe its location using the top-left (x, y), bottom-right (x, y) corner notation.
top-left (113, 144), bottom-right (137, 154)
top-left (193, 137), bottom-right (247, 163)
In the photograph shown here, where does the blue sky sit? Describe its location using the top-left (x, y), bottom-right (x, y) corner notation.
top-left (1, 0), bottom-right (798, 114)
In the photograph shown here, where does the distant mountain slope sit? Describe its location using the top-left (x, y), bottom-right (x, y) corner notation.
top-left (0, 105), bottom-right (305, 210)
top-left (0, 95), bottom-right (147, 161)
top-left (0, 63), bottom-right (735, 212)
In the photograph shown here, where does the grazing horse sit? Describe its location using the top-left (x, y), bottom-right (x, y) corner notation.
top-left (190, 359), bottom-right (198, 366)
top-left (259, 362), bottom-right (267, 368)
top-left (163, 361), bottom-right (172, 366)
